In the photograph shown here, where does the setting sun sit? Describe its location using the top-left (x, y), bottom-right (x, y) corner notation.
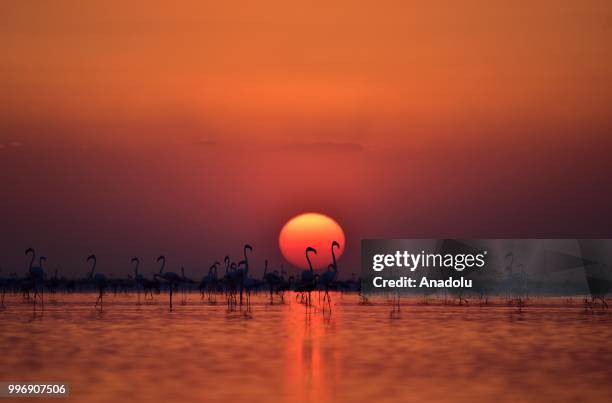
top-left (279, 213), bottom-right (345, 270)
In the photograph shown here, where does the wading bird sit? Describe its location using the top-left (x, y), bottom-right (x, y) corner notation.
top-left (25, 248), bottom-right (46, 310)
top-left (0, 268), bottom-right (7, 306)
top-left (241, 260), bottom-right (261, 307)
top-left (263, 260), bottom-right (280, 304)
top-left (224, 260), bottom-right (239, 307)
top-left (153, 256), bottom-right (180, 310)
top-left (276, 269), bottom-right (293, 303)
top-left (199, 262), bottom-right (219, 302)
top-left (180, 267), bottom-right (190, 305)
top-left (297, 247), bottom-right (317, 306)
top-left (320, 241), bottom-right (340, 308)
top-left (87, 254), bottom-right (107, 310)
top-left (132, 257), bottom-right (142, 304)
top-left (236, 244), bottom-right (253, 305)
top-left (46, 269), bottom-right (60, 294)
top-left (584, 264), bottom-right (610, 309)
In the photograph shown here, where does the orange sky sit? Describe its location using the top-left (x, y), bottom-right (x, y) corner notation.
top-left (2, 1), bottom-right (611, 143)
top-left (1, 1), bottom-right (611, 276)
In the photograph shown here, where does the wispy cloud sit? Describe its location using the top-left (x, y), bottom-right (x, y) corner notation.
top-left (193, 137), bottom-right (217, 147)
top-left (282, 141), bottom-right (363, 152)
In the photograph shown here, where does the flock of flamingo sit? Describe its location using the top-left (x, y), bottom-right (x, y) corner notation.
top-left (0, 241), bottom-right (358, 311)
top-left (3, 242), bottom-right (609, 314)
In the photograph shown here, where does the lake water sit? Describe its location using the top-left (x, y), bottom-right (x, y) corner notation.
top-left (0, 292), bottom-right (611, 402)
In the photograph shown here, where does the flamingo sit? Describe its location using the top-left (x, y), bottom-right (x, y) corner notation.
top-left (46, 268), bottom-right (60, 294)
top-left (142, 275), bottom-right (160, 300)
top-left (153, 256), bottom-right (180, 309)
top-left (263, 260), bottom-right (280, 304)
top-left (224, 260), bottom-right (239, 307)
top-left (241, 259), bottom-right (261, 307)
top-left (180, 267), bottom-right (189, 305)
top-left (0, 268), bottom-right (7, 306)
top-left (236, 244), bottom-right (252, 305)
top-left (504, 252), bottom-right (515, 301)
top-left (583, 264), bottom-right (610, 309)
top-left (87, 254), bottom-right (107, 309)
top-left (210, 263), bottom-right (220, 299)
top-left (222, 257), bottom-right (243, 307)
top-left (25, 248), bottom-right (46, 310)
top-left (221, 256), bottom-right (231, 302)
top-left (504, 252), bottom-right (528, 308)
top-left (297, 246), bottom-right (317, 305)
top-left (132, 257), bottom-right (143, 304)
top-left (199, 262), bottom-right (219, 302)
top-left (320, 241), bottom-right (340, 307)
top-left (276, 270), bottom-right (294, 303)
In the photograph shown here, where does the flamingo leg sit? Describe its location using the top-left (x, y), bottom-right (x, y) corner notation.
top-left (325, 290), bottom-right (332, 308)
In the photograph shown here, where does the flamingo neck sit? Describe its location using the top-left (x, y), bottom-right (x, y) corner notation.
top-left (28, 252), bottom-right (35, 271)
top-left (332, 247), bottom-right (337, 268)
top-left (243, 249), bottom-right (249, 273)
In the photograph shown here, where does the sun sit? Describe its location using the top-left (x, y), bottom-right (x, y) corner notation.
top-left (279, 212), bottom-right (345, 270)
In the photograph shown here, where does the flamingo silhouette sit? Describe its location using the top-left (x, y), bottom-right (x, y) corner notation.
top-left (210, 262), bottom-right (220, 300)
top-left (222, 256), bottom-right (235, 306)
top-left (87, 254), bottom-right (107, 309)
top-left (199, 262), bottom-right (219, 302)
top-left (277, 273), bottom-right (293, 303)
top-left (240, 259), bottom-right (260, 307)
top-left (263, 259), bottom-right (281, 304)
top-left (46, 268), bottom-right (60, 294)
top-left (320, 241), bottom-right (340, 308)
top-left (132, 257), bottom-right (142, 304)
top-left (224, 260), bottom-right (239, 307)
top-left (153, 256), bottom-right (180, 309)
top-left (584, 264), bottom-right (610, 308)
top-left (236, 244), bottom-right (252, 305)
top-left (504, 252), bottom-right (528, 308)
top-left (0, 268), bottom-right (7, 306)
top-left (180, 267), bottom-right (188, 305)
top-left (297, 246), bottom-right (317, 306)
top-left (25, 248), bottom-right (46, 310)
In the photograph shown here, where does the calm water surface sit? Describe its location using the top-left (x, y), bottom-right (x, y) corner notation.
top-left (1, 293), bottom-right (611, 403)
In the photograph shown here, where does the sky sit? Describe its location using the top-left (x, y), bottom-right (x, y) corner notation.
top-left (1, 1), bottom-right (611, 278)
